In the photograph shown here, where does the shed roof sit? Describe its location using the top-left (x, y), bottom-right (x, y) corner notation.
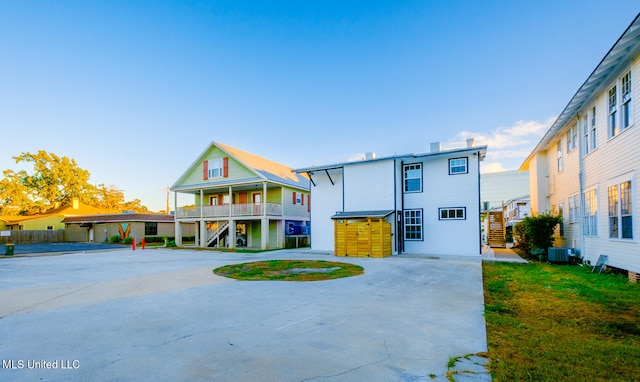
top-left (331, 210), bottom-right (395, 219)
top-left (63, 214), bottom-right (174, 224)
top-left (293, 145), bottom-right (487, 174)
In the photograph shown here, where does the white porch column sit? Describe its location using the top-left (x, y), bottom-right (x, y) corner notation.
top-left (262, 181), bottom-right (268, 250)
top-left (199, 221), bottom-right (206, 247)
top-left (175, 221), bottom-right (182, 246)
top-left (229, 220), bottom-right (236, 249)
top-left (261, 217), bottom-right (269, 250)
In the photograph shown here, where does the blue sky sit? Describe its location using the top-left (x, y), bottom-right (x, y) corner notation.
top-left (1, 1), bottom-right (638, 211)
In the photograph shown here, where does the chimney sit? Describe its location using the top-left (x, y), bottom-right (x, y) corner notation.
top-left (430, 142), bottom-right (441, 152)
top-left (466, 138), bottom-right (475, 148)
top-left (72, 197), bottom-right (79, 210)
top-left (364, 152), bottom-right (376, 160)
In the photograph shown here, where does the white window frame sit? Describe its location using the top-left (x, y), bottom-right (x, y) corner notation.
top-left (568, 194), bottom-right (580, 223)
top-left (590, 105), bottom-right (597, 151)
top-left (208, 159), bottom-right (223, 178)
top-left (438, 207), bottom-right (466, 220)
top-left (567, 123), bottom-right (578, 152)
top-left (403, 164), bottom-right (422, 193)
top-left (609, 181), bottom-right (633, 239)
top-left (449, 157), bottom-right (468, 175)
top-left (582, 116), bottom-right (589, 155)
top-left (621, 71), bottom-right (632, 131)
top-left (557, 140), bottom-right (564, 172)
top-left (608, 85), bottom-right (618, 138)
top-left (404, 209), bottom-right (423, 241)
top-left (583, 189), bottom-right (598, 236)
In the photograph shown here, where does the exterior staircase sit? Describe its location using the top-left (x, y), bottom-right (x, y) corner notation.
top-left (207, 221), bottom-right (229, 247)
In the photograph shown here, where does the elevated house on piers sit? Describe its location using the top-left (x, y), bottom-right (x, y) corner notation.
top-left (170, 142), bottom-right (310, 249)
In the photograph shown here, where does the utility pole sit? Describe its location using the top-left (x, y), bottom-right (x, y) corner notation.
top-left (166, 187), bottom-right (170, 214)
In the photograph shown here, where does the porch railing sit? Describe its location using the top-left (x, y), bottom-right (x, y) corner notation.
top-left (176, 203), bottom-right (288, 219)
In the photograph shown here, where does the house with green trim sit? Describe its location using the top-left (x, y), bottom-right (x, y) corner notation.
top-left (170, 142), bottom-right (311, 249)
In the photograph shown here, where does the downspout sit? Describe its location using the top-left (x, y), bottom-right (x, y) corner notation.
top-left (399, 160), bottom-right (405, 254)
top-left (393, 158), bottom-right (398, 254)
top-left (477, 151), bottom-right (482, 255)
top-left (578, 113), bottom-right (585, 259)
top-left (341, 167), bottom-right (345, 211)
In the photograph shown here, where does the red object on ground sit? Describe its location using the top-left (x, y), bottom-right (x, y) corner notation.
top-left (141, 238), bottom-right (145, 250)
top-left (132, 237), bottom-right (136, 250)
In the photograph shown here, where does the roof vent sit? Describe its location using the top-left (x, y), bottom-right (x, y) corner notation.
top-left (466, 138), bottom-right (475, 148)
top-left (430, 142), bottom-right (441, 152)
top-left (364, 152), bottom-right (376, 160)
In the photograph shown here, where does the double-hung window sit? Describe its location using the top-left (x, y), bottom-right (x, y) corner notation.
top-left (567, 123), bottom-right (578, 152)
top-left (208, 159), bottom-right (223, 178)
top-left (608, 85), bottom-right (618, 137)
top-left (582, 117), bottom-right (589, 155)
top-left (608, 181), bottom-right (633, 239)
top-left (590, 106), bottom-right (597, 151)
top-left (403, 164), bottom-right (422, 192)
top-left (621, 71), bottom-right (632, 130)
top-left (583, 189), bottom-right (598, 236)
top-left (404, 209), bottom-right (423, 240)
top-left (557, 140), bottom-right (564, 172)
top-left (449, 158), bottom-right (468, 175)
top-left (568, 195), bottom-right (580, 223)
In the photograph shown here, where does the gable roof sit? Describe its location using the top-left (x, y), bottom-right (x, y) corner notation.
top-left (171, 141), bottom-right (310, 191)
top-left (520, 13), bottom-right (640, 170)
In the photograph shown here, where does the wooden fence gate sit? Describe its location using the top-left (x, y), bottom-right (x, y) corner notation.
top-left (334, 218), bottom-right (391, 258)
top-left (487, 211), bottom-right (506, 248)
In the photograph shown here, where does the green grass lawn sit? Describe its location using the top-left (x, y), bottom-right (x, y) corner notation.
top-left (214, 260), bottom-right (364, 281)
top-left (483, 261), bottom-right (640, 381)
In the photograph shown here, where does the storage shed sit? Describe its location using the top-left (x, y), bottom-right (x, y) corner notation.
top-left (332, 210), bottom-right (393, 258)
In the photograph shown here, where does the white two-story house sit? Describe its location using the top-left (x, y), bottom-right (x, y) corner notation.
top-left (521, 13), bottom-right (640, 274)
top-left (294, 141), bottom-right (487, 257)
top-left (171, 142), bottom-right (310, 250)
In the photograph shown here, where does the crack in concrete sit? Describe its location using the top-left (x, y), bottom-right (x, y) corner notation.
top-left (300, 340), bottom-right (392, 381)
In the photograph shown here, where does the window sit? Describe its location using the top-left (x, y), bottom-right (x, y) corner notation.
top-left (145, 222), bottom-right (158, 236)
top-left (449, 158), bottom-right (468, 175)
top-left (403, 164), bottom-right (422, 192)
top-left (557, 202), bottom-right (564, 237)
top-left (208, 159), bottom-right (223, 178)
top-left (621, 71), bottom-right (632, 130)
top-left (567, 123), bottom-right (578, 152)
top-left (404, 209), bottom-right (423, 240)
top-left (568, 195), bottom-right (580, 223)
top-left (607, 181), bottom-right (632, 239)
top-left (620, 181), bottom-right (633, 239)
top-left (608, 185), bottom-right (619, 238)
top-left (582, 117), bottom-right (589, 155)
top-left (439, 207), bottom-right (466, 220)
top-left (557, 140), bottom-right (564, 172)
top-left (583, 189), bottom-right (597, 236)
top-left (590, 106), bottom-right (597, 151)
top-left (608, 85), bottom-right (618, 137)
top-left (222, 194), bottom-right (230, 204)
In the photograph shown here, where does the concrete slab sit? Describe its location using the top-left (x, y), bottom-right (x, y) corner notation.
top-left (0, 249), bottom-right (490, 381)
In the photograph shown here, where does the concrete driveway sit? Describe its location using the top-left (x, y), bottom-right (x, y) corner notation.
top-left (0, 249), bottom-right (489, 381)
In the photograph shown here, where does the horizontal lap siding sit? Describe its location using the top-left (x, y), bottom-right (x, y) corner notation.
top-left (578, 56), bottom-right (640, 272)
top-left (343, 161), bottom-right (395, 211)
top-left (310, 168), bottom-right (344, 251)
top-left (402, 155), bottom-right (481, 256)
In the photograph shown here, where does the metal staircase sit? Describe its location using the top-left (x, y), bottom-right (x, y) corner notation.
top-left (207, 221), bottom-right (229, 247)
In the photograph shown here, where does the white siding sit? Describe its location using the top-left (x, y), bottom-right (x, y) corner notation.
top-left (343, 160), bottom-right (395, 211)
top-left (309, 168), bottom-right (343, 252)
top-left (530, 55), bottom-right (640, 273)
top-left (401, 154), bottom-right (481, 256)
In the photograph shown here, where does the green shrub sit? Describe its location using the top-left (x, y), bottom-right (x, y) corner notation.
top-left (167, 240), bottom-right (177, 247)
top-left (517, 213), bottom-right (562, 261)
top-left (122, 237), bottom-right (133, 245)
top-left (108, 235), bottom-right (121, 244)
